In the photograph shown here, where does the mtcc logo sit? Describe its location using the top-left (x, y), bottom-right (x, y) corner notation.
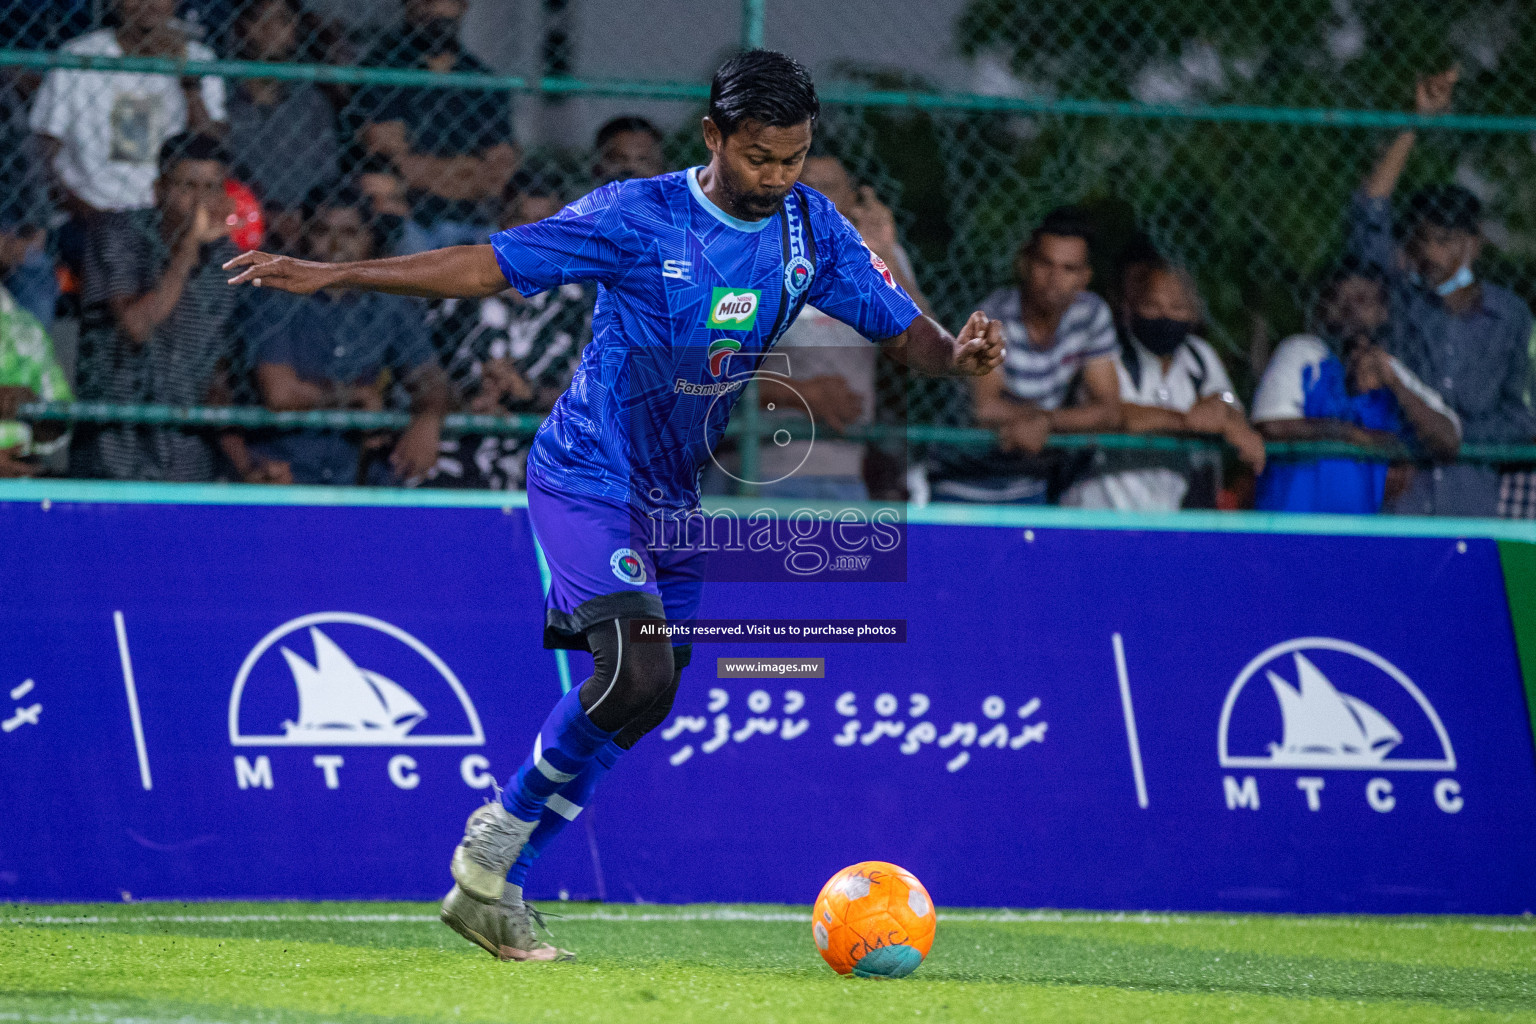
top-left (227, 613), bottom-right (493, 793)
top-left (1217, 638), bottom-right (1461, 815)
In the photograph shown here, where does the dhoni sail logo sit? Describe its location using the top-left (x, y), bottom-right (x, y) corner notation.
top-left (230, 612), bottom-right (484, 746)
top-left (1218, 637), bottom-right (1455, 771)
top-left (279, 628), bottom-right (426, 740)
top-left (708, 337), bottom-right (742, 376)
top-left (708, 288), bottom-right (760, 331)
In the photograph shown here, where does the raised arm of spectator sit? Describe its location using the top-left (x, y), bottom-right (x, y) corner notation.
top-left (111, 204), bottom-right (231, 345)
top-left (1350, 67), bottom-right (1458, 268)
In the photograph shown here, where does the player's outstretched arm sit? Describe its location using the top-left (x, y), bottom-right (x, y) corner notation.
top-left (880, 311), bottom-right (1004, 377)
top-left (224, 245), bottom-right (513, 300)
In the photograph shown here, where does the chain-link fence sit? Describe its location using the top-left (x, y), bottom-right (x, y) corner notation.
top-left (1, 0), bottom-right (1534, 498)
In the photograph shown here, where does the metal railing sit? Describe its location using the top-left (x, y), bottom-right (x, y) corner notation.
top-left (5, 48), bottom-right (1536, 134)
top-left (18, 401), bottom-right (1536, 465)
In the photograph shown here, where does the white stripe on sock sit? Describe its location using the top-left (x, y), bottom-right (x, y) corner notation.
top-left (533, 734), bottom-right (576, 784)
top-left (546, 794), bottom-right (583, 821)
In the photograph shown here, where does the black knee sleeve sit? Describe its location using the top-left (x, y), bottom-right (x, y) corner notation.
top-left (613, 666), bottom-right (682, 750)
top-left (578, 618), bottom-right (676, 732)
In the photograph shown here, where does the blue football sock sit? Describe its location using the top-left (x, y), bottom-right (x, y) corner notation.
top-left (502, 686), bottom-right (617, 822)
top-left (506, 740), bottom-right (623, 888)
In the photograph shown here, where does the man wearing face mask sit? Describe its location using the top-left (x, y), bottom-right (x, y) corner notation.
top-left (1347, 66), bottom-right (1534, 516)
top-left (1250, 261), bottom-right (1462, 514)
top-left (1060, 257), bottom-right (1264, 511)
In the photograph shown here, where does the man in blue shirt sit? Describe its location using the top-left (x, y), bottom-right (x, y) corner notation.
top-left (244, 188), bottom-right (446, 486)
top-left (1347, 65), bottom-right (1535, 516)
top-left (1252, 261), bottom-right (1462, 513)
top-left (227, 51), bottom-right (1003, 962)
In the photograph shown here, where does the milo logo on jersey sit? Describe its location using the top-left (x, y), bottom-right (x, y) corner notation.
top-left (708, 288), bottom-right (760, 330)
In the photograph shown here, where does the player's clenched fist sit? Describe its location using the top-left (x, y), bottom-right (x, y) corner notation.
top-left (952, 310), bottom-right (1006, 377)
top-left (224, 251), bottom-right (340, 294)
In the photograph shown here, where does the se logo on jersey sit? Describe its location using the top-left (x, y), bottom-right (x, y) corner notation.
top-left (708, 288), bottom-right (760, 330)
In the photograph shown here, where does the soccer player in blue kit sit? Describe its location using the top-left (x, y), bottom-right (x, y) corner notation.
top-left (227, 51), bottom-right (1004, 961)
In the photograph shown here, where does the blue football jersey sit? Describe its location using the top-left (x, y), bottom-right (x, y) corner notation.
top-left (489, 167), bottom-right (921, 511)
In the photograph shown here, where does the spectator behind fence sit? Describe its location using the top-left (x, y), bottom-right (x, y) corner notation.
top-left (353, 154), bottom-right (433, 256)
top-left (1060, 259), bottom-right (1264, 511)
top-left (1251, 262), bottom-right (1462, 514)
top-left (424, 170), bottom-right (588, 490)
top-left (0, 283), bottom-right (72, 478)
top-left (28, 0), bottom-right (227, 217)
top-left (926, 207), bottom-right (1121, 503)
top-left (1, 68), bottom-right (58, 331)
top-left (1349, 66), bottom-right (1534, 516)
top-left (71, 133), bottom-right (255, 482)
top-left (743, 153), bottom-right (933, 500)
top-left (592, 116), bottom-right (667, 187)
top-left (225, 0), bottom-right (341, 213)
top-left (245, 187), bottom-right (449, 486)
top-left (353, 0), bottom-right (519, 252)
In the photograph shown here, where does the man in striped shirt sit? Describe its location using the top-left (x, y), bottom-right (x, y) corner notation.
top-left (930, 207), bottom-right (1122, 503)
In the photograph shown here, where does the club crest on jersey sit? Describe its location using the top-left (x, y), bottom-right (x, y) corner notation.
top-left (707, 337), bottom-right (741, 376)
top-left (708, 288), bottom-right (760, 330)
top-left (867, 245), bottom-right (896, 288)
top-left (785, 256), bottom-right (814, 298)
top-left (610, 547), bottom-right (647, 585)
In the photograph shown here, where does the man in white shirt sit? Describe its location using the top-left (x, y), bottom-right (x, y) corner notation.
top-left (1062, 259), bottom-right (1266, 511)
top-left (29, 0), bottom-right (227, 215)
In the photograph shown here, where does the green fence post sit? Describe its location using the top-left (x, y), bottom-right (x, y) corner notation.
top-left (738, 379), bottom-right (761, 497)
top-left (741, 0), bottom-right (764, 51)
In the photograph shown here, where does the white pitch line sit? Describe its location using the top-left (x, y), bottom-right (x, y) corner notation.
top-left (113, 611), bottom-right (152, 792)
top-left (5, 911), bottom-right (1530, 931)
top-left (1112, 632), bottom-right (1148, 809)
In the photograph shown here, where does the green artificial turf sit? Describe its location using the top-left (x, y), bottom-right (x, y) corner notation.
top-left (2, 902), bottom-right (1533, 1023)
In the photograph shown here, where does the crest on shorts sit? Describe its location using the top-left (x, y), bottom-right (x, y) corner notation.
top-left (610, 547), bottom-right (648, 585)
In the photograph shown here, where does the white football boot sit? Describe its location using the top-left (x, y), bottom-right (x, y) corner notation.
top-left (440, 883), bottom-right (575, 962)
top-left (450, 798), bottom-right (538, 902)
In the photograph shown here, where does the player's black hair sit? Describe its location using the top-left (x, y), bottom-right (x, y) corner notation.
top-left (595, 116), bottom-right (664, 150)
top-left (1402, 184), bottom-right (1482, 237)
top-left (1316, 254), bottom-right (1387, 303)
top-left (1024, 205), bottom-right (1095, 257)
top-left (157, 132), bottom-right (228, 179)
top-left (708, 49), bottom-right (819, 138)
